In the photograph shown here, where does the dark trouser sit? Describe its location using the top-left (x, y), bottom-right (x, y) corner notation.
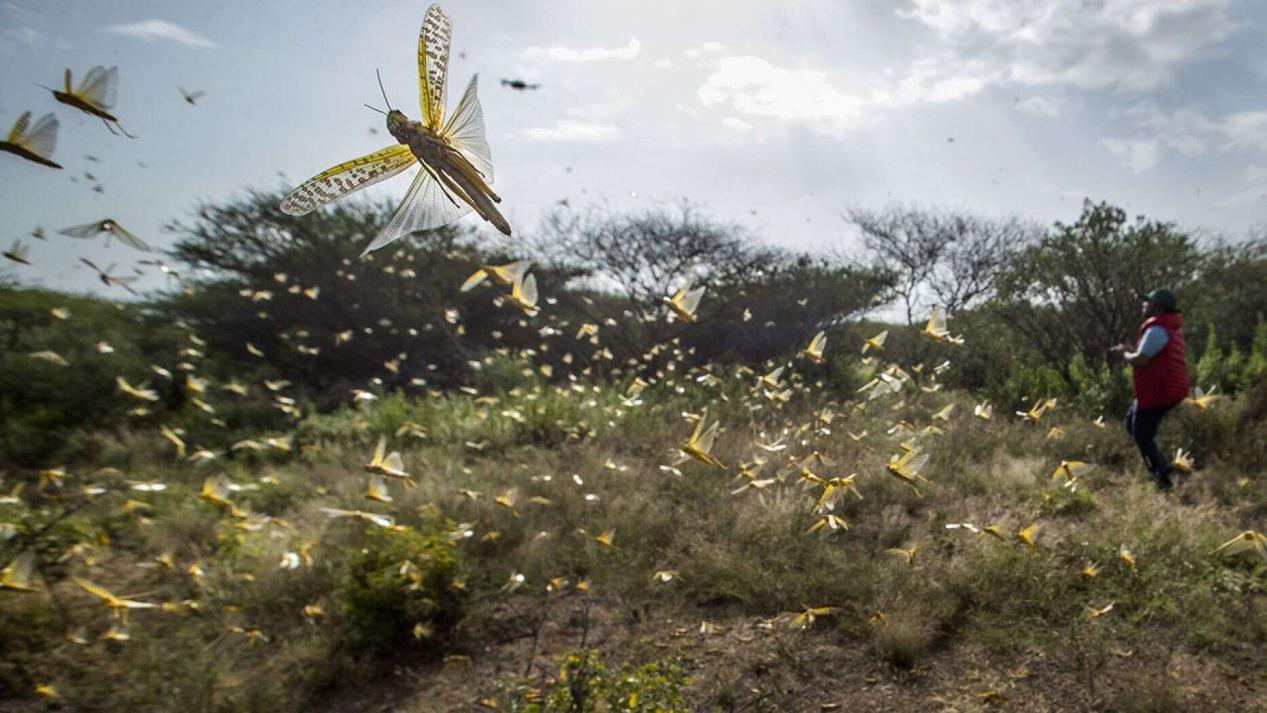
top-left (1124, 400), bottom-right (1174, 489)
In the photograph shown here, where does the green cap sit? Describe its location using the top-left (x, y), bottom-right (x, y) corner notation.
top-left (1139, 288), bottom-right (1179, 313)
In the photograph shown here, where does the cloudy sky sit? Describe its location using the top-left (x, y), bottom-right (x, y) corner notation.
top-left (3, 0), bottom-right (1267, 295)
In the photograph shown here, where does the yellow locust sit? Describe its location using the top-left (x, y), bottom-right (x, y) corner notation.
top-left (282, 4), bottom-right (509, 253)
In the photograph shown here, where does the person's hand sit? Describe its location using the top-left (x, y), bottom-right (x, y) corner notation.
top-left (1110, 343), bottom-right (1130, 354)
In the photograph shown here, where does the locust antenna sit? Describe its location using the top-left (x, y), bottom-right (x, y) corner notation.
top-left (376, 69), bottom-right (392, 112)
top-left (364, 104), bottom-right (387, 116)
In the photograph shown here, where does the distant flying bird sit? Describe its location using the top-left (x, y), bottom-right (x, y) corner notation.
top-left (281, 3), bottom-right (510, 254)
top-left (44, 66), bottom-right (136, 137)
top-left (178, 87), bottom-right (206, 105)
top-left (0, 112), bottom-right (62, 169)
top-left (58, 219), bottom-right (150, 251)
top-left (500, 78), bottom-right (540, 91)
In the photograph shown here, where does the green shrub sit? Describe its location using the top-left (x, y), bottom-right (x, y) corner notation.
top-left (1039, 487), bottom-right (1098, 518)
top-left (335, 521), bottom-right (464, 656)
top-left (504, 649), bottom-right (690, 712)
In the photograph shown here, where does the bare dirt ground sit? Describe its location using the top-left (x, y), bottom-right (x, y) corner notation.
top-left (311, 597), bottom-right (1267, 713)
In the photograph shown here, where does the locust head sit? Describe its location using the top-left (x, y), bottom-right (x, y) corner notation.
top-left (385, 109), bottom-right (410, 143)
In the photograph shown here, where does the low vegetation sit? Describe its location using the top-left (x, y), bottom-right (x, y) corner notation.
top-left (2, 195), bottom-right (1266, 710)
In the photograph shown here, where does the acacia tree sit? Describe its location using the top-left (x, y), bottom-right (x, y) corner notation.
top-left (848, 205), bottom-right (1036, 323)
top-left (532, 201), bottom-right (776, 308)
top-left (992, 200), bottom-right (1204, 374)
top-left (531, 201), bottom-right (891, 366)
top-left (162, 191), bottom-right (567, 402)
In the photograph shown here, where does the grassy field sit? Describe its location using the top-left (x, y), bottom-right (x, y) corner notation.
top-left (2, 355), bottom-right (1266, 712)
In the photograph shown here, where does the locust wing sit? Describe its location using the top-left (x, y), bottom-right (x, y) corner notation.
top-left (418, 3), bottom-right (452, 131)
top-left (361, 163), bottom-right (473, 254)
top-left (441, 74), bottom-right (494, 182)
top-left (77, 66), bottom-right (119, 110)
top-left (280, 145), bottom-right (417, 215)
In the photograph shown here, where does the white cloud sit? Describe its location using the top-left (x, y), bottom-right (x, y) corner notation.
top-left (722, 117), bottom-right (753, 130)
top-left (564, 91), bottom-right (634, 122)
top-left (1214, 164), bottom-right (1267, 207)
top-left (697, 56), bottom-right (865, 136)
top-left (684, 41), bottom-right (726, 59)
top-left (0, 25), bottom-right (40, 52)
top-left (653, 58), bottom-right (672, 69)
top-left (1102, 137), bottom-right (1159, 173)
top-left (1122, 103), bottom-right (1216, 156)
top-left (1220, 111), bottom-right (1267, 153)
top-left (1018, 95), bottom-right (1063, 117)
top-left (106, 19), bottom-right (216, 48)
top-left (524, 38), bottom-right (640, 62)
top-left (1109, 104), bottom-right (1267, 168)
top-left (523, 120), bottom-right (619, 142)
top-left (894, 0), bottom-right (1234, 101)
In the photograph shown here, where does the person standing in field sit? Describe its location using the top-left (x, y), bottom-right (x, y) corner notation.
top-left (1112, 288), bottom-right (1190, 491)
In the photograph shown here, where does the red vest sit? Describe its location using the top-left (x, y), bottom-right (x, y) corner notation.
top-left (1132, 312), bottom-right (1188, 408)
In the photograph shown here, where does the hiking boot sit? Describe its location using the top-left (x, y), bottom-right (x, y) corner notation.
top-left (1154, 473), bottom-right (1174, 492)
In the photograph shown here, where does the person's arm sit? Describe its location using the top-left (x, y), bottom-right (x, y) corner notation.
top-left (1116, 326), bottom-right (1168, 368)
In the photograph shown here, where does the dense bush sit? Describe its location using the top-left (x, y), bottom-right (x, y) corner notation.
top-left (504, 649), bottom-right (690, 712)
top-left (335, 520), bottom-right (465, 656)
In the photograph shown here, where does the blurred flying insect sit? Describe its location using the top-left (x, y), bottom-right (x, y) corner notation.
top-left (1186, 386), bottom-right (1222, 411)
top-left (679, 409), bottom-right (725, 468)
top-left (281, 4), bottom-right (510, 253)
top-left (178, 87), bottom-right (206, 105)
top-left (80, 258), bottom-right (138, 294)
top-left (664, 279), bottom-right (705, 323)
top-left (364, 436), bottom-right (414, 485)
top-left (884, 449), bottom-right (929, 497)
top-left (75, 578), bottom-right (158, 620)
top-left (500, 78), bottom-right (541, 91)
top-left (807, 513), bottom-right (850, 536)
top-left (1086, 602), bottom-right (1114, 619)
top-left (30, 350), bottom-right (70, 367)
top-left (45, 66), bottom-right (136, 137)
top-left (0, 551), bottom-right (38, 591)
top-left (886, 545), bottom-right (919, 566)
top-left (320, 507), bottom-right (396, 528)
top-left (921, 305), bottom-right (963, 345)
top-left (1213, 530), bottom-right (1267, 560)
top-left (460, 259), bottom-right (529, 291)
top-left (0, 112), bottom-right (62, 168)
top-left (3, 239), bottom-right (31, 265)
top-left (59, 219), bottom-right (150, 251)
top-left (1016, 398), bottom-right (1055, 424)
top-left (1052, 459), bottom-right (1093, 488)
top-left (1118, 544), bottom-right (1136, 572)
top-left (801, 331), bottom-right (826, 364)
top-left (365, 473), bottom-right (394, 503)
top-left (116, 376), bottom-right (159, 401)
top-left (507, 272), bottom-right (539, 316)
top-left (1172, 447), bottom-right (1195, 473)
top-left (778, 605), bottom-right (837, 630)
top-left (1016, 523), bottom-right (1039, 550)
top-left (861, 329), bottom-right (888, 353)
